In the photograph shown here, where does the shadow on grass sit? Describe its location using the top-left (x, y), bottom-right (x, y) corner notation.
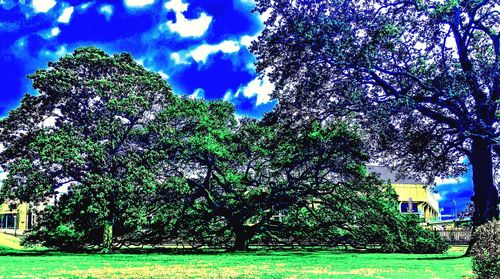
top-left (0, 249), bottom-right (68, 257)
top-left (415, 255), bottom-right (469, 260)
top-left (0, 246), bottom-right (347, 257)
top-left (0, 246), bottom-right (468, 259)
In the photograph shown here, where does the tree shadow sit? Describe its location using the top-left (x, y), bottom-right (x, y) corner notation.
top-left (0, 246), bottom-right (344, 257)
top-left (415, 254), bottom-right (469, 260)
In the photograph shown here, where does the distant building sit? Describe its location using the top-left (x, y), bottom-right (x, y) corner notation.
top-left (0, 202), bottom-right (33, 235)
top-left (369, 166), bottom-right (441, 222)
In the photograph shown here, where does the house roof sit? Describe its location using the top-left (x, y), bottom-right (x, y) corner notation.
top-left (368, 165), bottom-right (425, 185)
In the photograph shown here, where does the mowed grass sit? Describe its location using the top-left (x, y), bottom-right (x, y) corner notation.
top-left (0, 244), bottom-right (472, 279)
top-left (0, 232), bottom-right (22, 250)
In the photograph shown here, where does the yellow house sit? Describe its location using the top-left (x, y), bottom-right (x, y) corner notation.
top-left (369, 166), bottom-right (440, 222)
top-left (0, 202), bottom-right (32, 235)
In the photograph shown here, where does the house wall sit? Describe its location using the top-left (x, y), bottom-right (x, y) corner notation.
top-left (393, 183), bottom-right (440, 221)
top-left (0, 203), bottom-right (30, 232)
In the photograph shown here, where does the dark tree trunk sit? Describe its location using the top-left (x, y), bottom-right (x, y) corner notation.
top-left (230, 221), bottom-right (251, 251)
top-left (233, 229), bottom-right (248, 251)
top-left (470, 138), bottom-right (499, 227)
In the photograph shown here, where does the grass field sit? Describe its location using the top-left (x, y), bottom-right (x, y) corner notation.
top-left (0, 239), bottom-right (473, 279)
top-left (0, 232), bottom-right (21, 250)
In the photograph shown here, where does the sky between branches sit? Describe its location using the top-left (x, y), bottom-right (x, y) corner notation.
top-left (0, 0), bottom-right (471, 219)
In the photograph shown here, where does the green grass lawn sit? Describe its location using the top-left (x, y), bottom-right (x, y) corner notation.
top-left (0, 244), bottom-right (472, 279)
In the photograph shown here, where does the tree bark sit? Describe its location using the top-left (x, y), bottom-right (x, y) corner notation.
top-left (101, 220), bottom-right (114, 253)
top-left (230, 222), bottom-right (250, 251)
top-left (470, 138), bottom-right (499, 227)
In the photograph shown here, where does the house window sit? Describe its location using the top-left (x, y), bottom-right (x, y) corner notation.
top-left (0, 214), bottom-right (17, 229)
top-left (400, 202), bottom-right (418, 213)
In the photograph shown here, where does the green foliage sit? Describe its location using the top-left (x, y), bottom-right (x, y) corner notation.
top-left (1, 47), bottom-right (449, 253)
top-left (470, 220), bottom-right (500, 278)
top-left (0, 46), bottom-right (176, 251)
top-left (391, 215), bottom-right (449, 254)
top-left (22, 205), bottom-right (89, 251)
top-left (253, 0), bottom-right (500, 226)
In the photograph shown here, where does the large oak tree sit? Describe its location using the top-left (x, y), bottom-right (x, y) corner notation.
top-left (159, 99), bottom-right (441, 252)
top-left (0, 47), bottom-right (176, 251)
top-left (252, 0), bottom-right (499, 226)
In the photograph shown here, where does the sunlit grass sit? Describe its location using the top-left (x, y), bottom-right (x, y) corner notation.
top-left (0, 233), bottom-right (22, 250)
top-left (0, 244), bottom-right (472, 278)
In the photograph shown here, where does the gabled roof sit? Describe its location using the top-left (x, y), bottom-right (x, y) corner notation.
top-left (368, 165), bottom-right (425, 185)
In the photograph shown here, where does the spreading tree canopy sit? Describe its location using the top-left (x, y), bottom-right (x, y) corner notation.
top-left (0, 47), bottom-right (176, 251)
top-left (0, 47), bottom-right (447, 253)
top-left (161, 99), bottom-right (395, 250)
top-left (252, 0), bottom-right (499, 226)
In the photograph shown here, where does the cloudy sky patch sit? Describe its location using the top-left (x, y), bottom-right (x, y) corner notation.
top-left (31, 0), bottom-right (56, 13)
top-left (164, 0), bottom-right (212, 38)
top-left (124, 0), bottom-right (156, 8)
top-left (57, 6), bottom-right (74, 23)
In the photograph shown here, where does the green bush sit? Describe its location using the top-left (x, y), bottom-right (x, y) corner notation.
top-left (369, 214), bottom-right (448, 253)
top-left (23, 222), bottom-right (87, 251)
top-left (470, 220), bottom-right (500, 279)
top-left (412, 231), bottom-right (449, 254)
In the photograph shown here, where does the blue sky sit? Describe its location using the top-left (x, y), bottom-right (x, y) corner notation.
top-left (0, 0), bottom-right (275, 118)
top-left (0, 0), bottom-right (472, 219)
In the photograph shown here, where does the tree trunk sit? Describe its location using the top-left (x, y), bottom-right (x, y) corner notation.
top-left (231, 223), bottom-right (250, 251)
top-left (470, 138), bottom-right (499, 227)
top-left (101, 220), bottom-right (114, 253)
top-left (233, 230), bottom-right (248, 251)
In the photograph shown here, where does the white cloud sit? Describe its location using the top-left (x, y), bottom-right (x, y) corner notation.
top-left (77, 2), bottom-right (93, 11)
top-left (99, 4), bottom-right (114, 21)
top-left (167, 13), bottom-right (212, 38)
top-left (191, 40), bottom-right (240, 63)
top-left (171, 40), bottom-right (241, 65)
top-left (164, 0), bottom-right (187, 13)
top-left (40, 27), bottom-right (60, 39)
top-left (170, 52), bottom-right (189, 65)
top-left (164, 0), bottom-right (212, 38)
top-left (167, 33), bottom-right (257, 70)
top-left (218, 40), bottom-right (241, 53)
top-left (225, 77), bottom-right (274, 106)
top-left (258, 9), bottom-right (272, 23)
top-left (238, 76), bottom-right (274, 106)
top-left (124, 0), bottom-right (155, 8)
top-left (240, 35), bottom-right (258, 48)
top-left (435, 176), bottom-right (468, 185)
top-left (50, 26), bottom-right (60, 36)
top-left (188, 88), bottom-right (205, 99)
top-left (223, 90), bottom-right (233, 102)
top-left (32, 0), bottom-right (56, 13)
top-left (57, 6), bottom-right (74, 23)
top-left (189, 45), bottom-right (213, 63)
top-left (157, 70), bottom-right (169, 80)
